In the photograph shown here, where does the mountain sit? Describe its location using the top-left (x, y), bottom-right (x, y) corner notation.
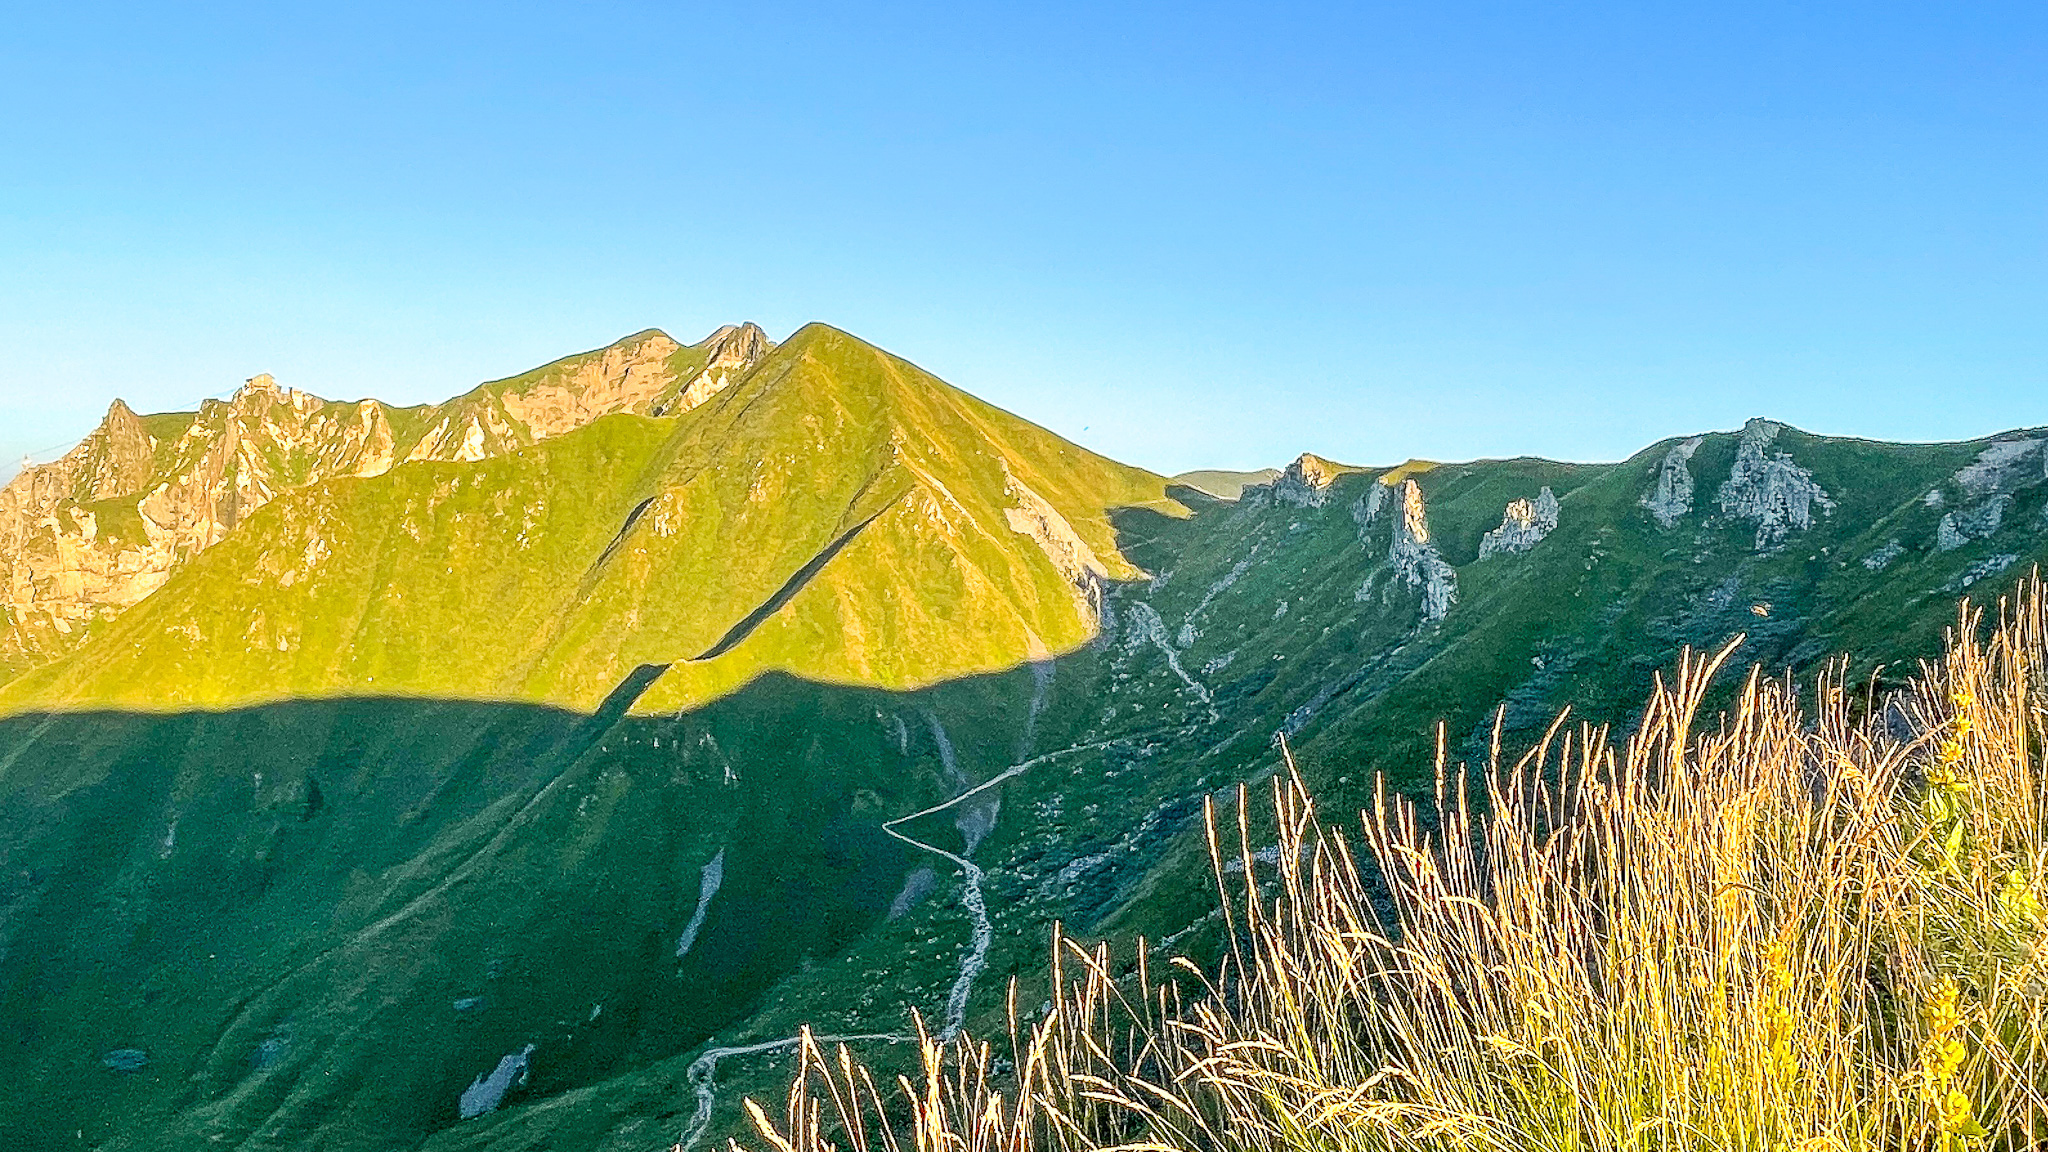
top-left (1, 327), bottom-right (2045, 1152)
top-left (0, 324), bottom-right (776, 684)
top-left (0, 323), bottom-right (1173, 713)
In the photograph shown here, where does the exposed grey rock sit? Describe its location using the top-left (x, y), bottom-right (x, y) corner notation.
top-left (1716, 418), bottom-right (1834, 550)
top-left (1478, 487), bottom-right (1560, 558)
top-left (1936, 495), bottom-right (2011, 552)
top-left (1640, 437), bottom-right (1704, 528)
top-left (101, 1048), bottom-right (149, 1072)
top-left (1954, 435), bottom-right (2048, 498)
top-left (1388, 480), bottom-right (1456, 622)
top-left (675, 848), bottom-right (726, 958)
top-left (459, 1044), bottom-right (535, 1119)
top-left (887, 866), bottom-right (937, 920)
top-left (1946, 553), bottom-right (2019, 593)
top-left (452, 997), bottom-right (485, 1014)
top-left (1003, 468), bottom-right (1109, 620)
top-left (1353, 480), bottom-right (1390, 535)
top-left (1863, 539), bottom-right (1905, 571)
top-left (1924, 489), bottom-right (1946, 508)
top-left (1269, 453), bottom-right (1341, 508)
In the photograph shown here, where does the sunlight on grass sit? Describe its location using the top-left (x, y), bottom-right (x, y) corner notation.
top-left (740, 575), bottom-right (2048, 1152)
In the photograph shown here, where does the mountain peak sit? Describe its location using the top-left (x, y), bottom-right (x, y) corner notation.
top-left (703, 321), bottom-right (773, 366)
top-left (653, 322), bottom-right (775, 416)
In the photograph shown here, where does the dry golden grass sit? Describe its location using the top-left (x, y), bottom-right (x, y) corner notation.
top-left (741, 579), bottom-right (2048, 1152)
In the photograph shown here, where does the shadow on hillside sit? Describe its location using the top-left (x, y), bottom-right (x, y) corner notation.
top-left (0, 655), bottom-right (1076, 1151)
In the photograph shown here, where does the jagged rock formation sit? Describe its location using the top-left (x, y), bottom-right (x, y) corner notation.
top-left (1864, 539), bottom-right (1905, 571)
top-left (1353, 478), bottom-right (1390, 531)
top-left (652, 323), bottom-right (775, 416)
top-left (1640, 436), bottom-right (1703, 528)
top-left (1478, 487), bottom-right (1560, 558)
top-left (1936, 434), bottom-right (2047, 552)
top-left (0, 325), bottom-right (768, 675)
top-left (1716, 418), bottom-right (1835, 550)
top-left (1937, 495), bottom-right (2012, 551)
top-left (1268, 453), bottom-right (1342, 508)
top-left (1387, 480), bottom-right (1456, 622)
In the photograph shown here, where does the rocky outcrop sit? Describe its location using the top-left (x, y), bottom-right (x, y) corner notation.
top-left (491, 330), bottom-right (683, 439)
top-left (1479, 487), bottom-right (1560, 558)
top-left (1004, 470), bottom-right (1109, 619)
top-left (1953, 434), bottom-right (2047, 499)
top-left (654, 323), bottom-right (774, 416)
top-left (1946, 553), bottom-right (2019, 593)
top-left (1716, 419), bottom-right (1834, 550)
top-left (1, 324), bottom-right (773, 676)
top-left (1388, 480), bottom-right (1456, 622)
top-left (459, 1044), bottom-right (535, 1118)
top-left (1863, 539), bottom-right (1905, 571)
top-left (1933, 435), bottom-right (2046, 552)
top-left (1937, 495), bottom-right (2011, 551)
top-left (1269, 453), bottom-right (1342, 508)
top-left (1640, 437), bottom-right (1703, 528)
top-left (1353, 478), bottom-right (1390, 533)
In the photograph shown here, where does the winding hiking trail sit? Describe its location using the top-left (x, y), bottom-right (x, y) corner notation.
top-left (676, 1031), bottom-right (911, 1152)
top-left (676, 593), bottom-right (1227, 1151)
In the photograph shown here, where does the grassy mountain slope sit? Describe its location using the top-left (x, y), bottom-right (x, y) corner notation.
top-left (2, 319), bottom-right (2046, 1152)
top-left (0, 325), bottom-right (1177, 714)
top-left (460, 422), bottom-right (2048, 1151)
top-left (0, 326), bottom-right (768, 684)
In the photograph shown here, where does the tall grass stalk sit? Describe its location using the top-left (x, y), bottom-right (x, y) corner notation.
top-left (741, 579), bottom-right (2048, 1152)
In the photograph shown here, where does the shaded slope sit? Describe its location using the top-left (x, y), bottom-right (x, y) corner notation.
top-left (439, 423), bottom-right (2048, 1152)
top-left (8, 313), bottom-right (2048, 1152)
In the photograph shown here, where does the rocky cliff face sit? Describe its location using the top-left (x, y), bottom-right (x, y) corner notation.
top-left (1268, 453), bottom-right (1343, 508)
top-left (1640, 437), bottom-right (1703, 528)
top-left (0, 324), bottom-right (770, 675)
top-left (654, 323), bottom-right (774, 416)
top-left (1003, 468), bottom-right (1110, 621)
top-left (1387, 479), bottom-right (1456, 622)
top-left (1716, 418), bottom-right (1835, 550)
top-left (1939, 434), bottom-right (2047, 552)
top-left (2, 376), bottom-right (407, 659)
top-left (1479, 487), bottom-right (1560, 558)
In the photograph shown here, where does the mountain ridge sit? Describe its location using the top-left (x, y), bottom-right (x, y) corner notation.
top-left (1, 322), bottom-right (2046, 1151)
top-left (0, 323), bottom-right (785, 684)
top-left (0, 323), bottom-right (1180, 714)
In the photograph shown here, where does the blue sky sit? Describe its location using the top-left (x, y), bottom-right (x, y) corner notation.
top-left (4, 1), bottom-right (2043, 479)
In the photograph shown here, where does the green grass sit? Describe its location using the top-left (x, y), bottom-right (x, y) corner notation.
top-left (5, 325), bottom-right (2048, 1151)
top-left (750, 581), bottom-right (2048, 1152)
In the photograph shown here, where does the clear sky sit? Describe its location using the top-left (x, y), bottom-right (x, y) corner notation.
top-left (4, 1), bottom-right (2043, 480)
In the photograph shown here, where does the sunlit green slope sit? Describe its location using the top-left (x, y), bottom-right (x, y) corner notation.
top-left (3, 313), bottom-right (2046, 1152)
top-left (0, 324), bottom-right (1178, 714)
